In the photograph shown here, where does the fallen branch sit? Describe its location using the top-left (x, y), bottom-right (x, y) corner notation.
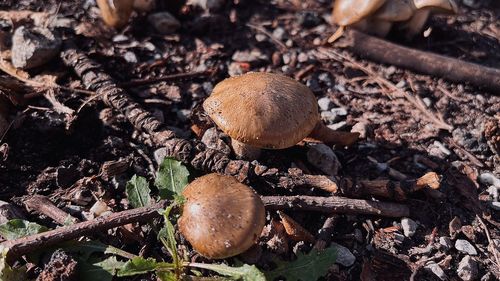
top-left (262, 195), bottom-right (409, 218)
top-left (24, 195), bottom-right (79, 225)
top-left (340, 172), bottom-right (440, 201)
top-left (338, 29), bottom-right (500, 93)
top-left (1, 200), bottom-right (169, 264)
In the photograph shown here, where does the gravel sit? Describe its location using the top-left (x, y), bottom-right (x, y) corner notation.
top-left (455, 239), bottom-right (478, 255)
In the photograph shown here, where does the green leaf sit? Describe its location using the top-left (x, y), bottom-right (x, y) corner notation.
top-left (0, 219), bottom-right (48, 240)
top-left (189, 263), bottom-right (266, 281)
top-left (117, 257), bottom-right (158, 277)
top-left (126, 175), bottom-right (152, 208)
top-left (79, 256), bottom-right (125, 281)
top-left (95, 256), bottom-right (126, 276)
top-left (265, 247), bottom-right (337, 281)
top-left (0, 247), bottom-right (27, 280)
top-left (155, 158), bottom-right (189, 199)
top-left (158, 205), bottom-right (182, 277)
top-left (156, 270), bottom-right (177, 281)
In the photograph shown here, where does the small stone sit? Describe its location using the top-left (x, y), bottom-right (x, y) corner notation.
top-left (423, 97), bottom-right (432, 107)
top-left (489, 201), bottom-right (500, 211)
top-left (0, 200), bottom-right (25, 224)
top-left (385, 66), bottom-right (397, 76)
top-left (148, 12), bottom-right (181, 35)
top-left (272, 27), bottom-right (286, 40)
top-left (124, 51), bottom-right (137, 63)
top-left (89, 200), bottom-right (109, 217)
top-left (285, 39), bottom-right (293, 47)
top-left (331, 242), bottom-right (355, 267)
top-left (318, 72), bottom-right (332, 85)
top-left (320, 111), bottom-right (339, 124)
top-left (317, 97), bottom-right (332, 111)
top-left (313, 37), bottom-right (322, 45)
top-left (255, 34), bottom-right (267, 42)
top-left (439, 236), bottom-right (453, 250)
top-left (202, 82), bottom-right (213, 94)
top-left (232, 49), bottom-right (267, 62)
top-left (351, 122), bottom-right (367, 139)
top-left (478, 172), bottom-right (500, 187)
top-left (327, 121), bottom-right (347, 131)
top-left (401, 218), bottom-right (418, 237)
top-left (395, 80), bottom-right (406, 88)
top-left (11, 26), bottom-right (61, 69)
top-left (228, 62), bottom-right (244, 76)
top-left (187, 0), bottom-right (225, 11)
top-left (112, 34), bottom-right (129, 42)
top-left (455, 239), bottom-right (478, 255)
top-left (330, 107), bottom-right (348, 116)
top-left (457, 255), bottom-right (478, 281)
top-left (307, 143), bottom-right (340, 176)
top-left (297, 52), bottom-right (308, 63)
top-left (201, 127), bottom-right (231, 156)
top-left (154, 148), bottom-right (167, 165)
top-left (487, 186), bottom-right (499, 201)
top-left (424, 262), bottom-right (448, 281)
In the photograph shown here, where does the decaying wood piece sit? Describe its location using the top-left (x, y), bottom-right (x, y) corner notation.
top-left (339, 29), bottom-right (500, 93)
top-left (262, 195), bottom-right (410, 217)
top-left (24, 195), bottom-right (79, 225)
top-left (0, 200), bottom-right (169, 264)
top-left (341, 172), bottom-right (440, 201)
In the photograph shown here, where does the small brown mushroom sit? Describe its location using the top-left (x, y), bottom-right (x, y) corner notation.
top-left (403, 0), bottom-right (458, 37)
top-left (203, 72), bottom-right (359, 159)
top-left (330, 0), bottom-right (388, 40)
top-left (96, 0), bottom-right (134, 29)
top-left (178, 173), bottom-right (266, 259)
top-left (330, 0), bottom-right (457, 40)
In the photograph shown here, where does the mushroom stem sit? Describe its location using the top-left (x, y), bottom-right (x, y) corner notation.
top-left (306, 122), bottom-right (360, 147)
top-left (231, 139), bottom-right (262, 160)
top-left (403, 8), bottom-right (431, 38)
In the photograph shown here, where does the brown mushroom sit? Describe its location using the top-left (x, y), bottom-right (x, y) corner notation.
top-left (403, 0), bottom-right (458, 37)
top-left (203, 72), bottom-right (359, 159)
top-left (178, 173), bottom-right (266, 259)
top-left (330, 0), bottom-right (387, 41)
top-left (329, 0), bottom-right (457, 40)
top-left (96, 0), bottom-right (134, 29)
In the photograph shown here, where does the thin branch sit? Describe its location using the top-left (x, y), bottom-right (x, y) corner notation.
top-left (262, 195), bottom-right (410, 218)
top-left (338, 29), bottom-right (500, 93)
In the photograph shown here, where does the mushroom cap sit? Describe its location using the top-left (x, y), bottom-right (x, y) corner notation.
top-left (203, 72), bottom-right (319, 149)
top-left (373, 0), bottom-right (416, 22)
top-left (178, 173), bottom-right (266, 259)
top-left (332, 0), bottom-right (387, 26)
top-left (412, 0), bottom-right (458, 12)
top-left (96, 0), bottom-right (134, 28)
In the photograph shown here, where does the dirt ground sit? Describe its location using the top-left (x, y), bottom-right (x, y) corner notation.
top-left (0, 0), bottom-right (499, 280)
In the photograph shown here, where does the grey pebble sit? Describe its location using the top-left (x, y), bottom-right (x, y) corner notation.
top-left (455, 239), bottom-right (478, 255)
top-left (11, 26), bottom-right (61, 69)
top-left (457, 255), bottom-right (478, 281)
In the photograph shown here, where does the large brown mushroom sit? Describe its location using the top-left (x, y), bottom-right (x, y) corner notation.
top-left (203, 72), bottom-right (359, 159)
top-left (178, 173), bottom-right (266, 259)
top-left (96, 0), bottom-right (134, 29)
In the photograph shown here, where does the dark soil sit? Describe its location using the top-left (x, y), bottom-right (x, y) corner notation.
top-left (0, 0), bottom-right (499, 280)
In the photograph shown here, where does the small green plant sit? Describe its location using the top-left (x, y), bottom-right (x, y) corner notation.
top-left (0, 157), bottom-right (338, 280)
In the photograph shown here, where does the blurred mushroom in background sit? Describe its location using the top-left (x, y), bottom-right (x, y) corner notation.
top-left (329, 0), bottom-right (458, 41)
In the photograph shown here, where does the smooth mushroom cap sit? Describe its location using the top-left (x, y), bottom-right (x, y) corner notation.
top-left (372, 0), bottom-right (416, 22)
top-left (412, 0), bottom-right (458, 12)
top-left (178, 173), bottom-right (266, 259)
top-left (203, 72), bottom-right (319, 149)
top-left (97, 0), bottom-right (134, 29)
top-left (332, 0), bottom-right (387, 26)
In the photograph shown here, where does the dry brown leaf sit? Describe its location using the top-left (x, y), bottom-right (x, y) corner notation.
top-left (278, 211), bottom-right (315, 243)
